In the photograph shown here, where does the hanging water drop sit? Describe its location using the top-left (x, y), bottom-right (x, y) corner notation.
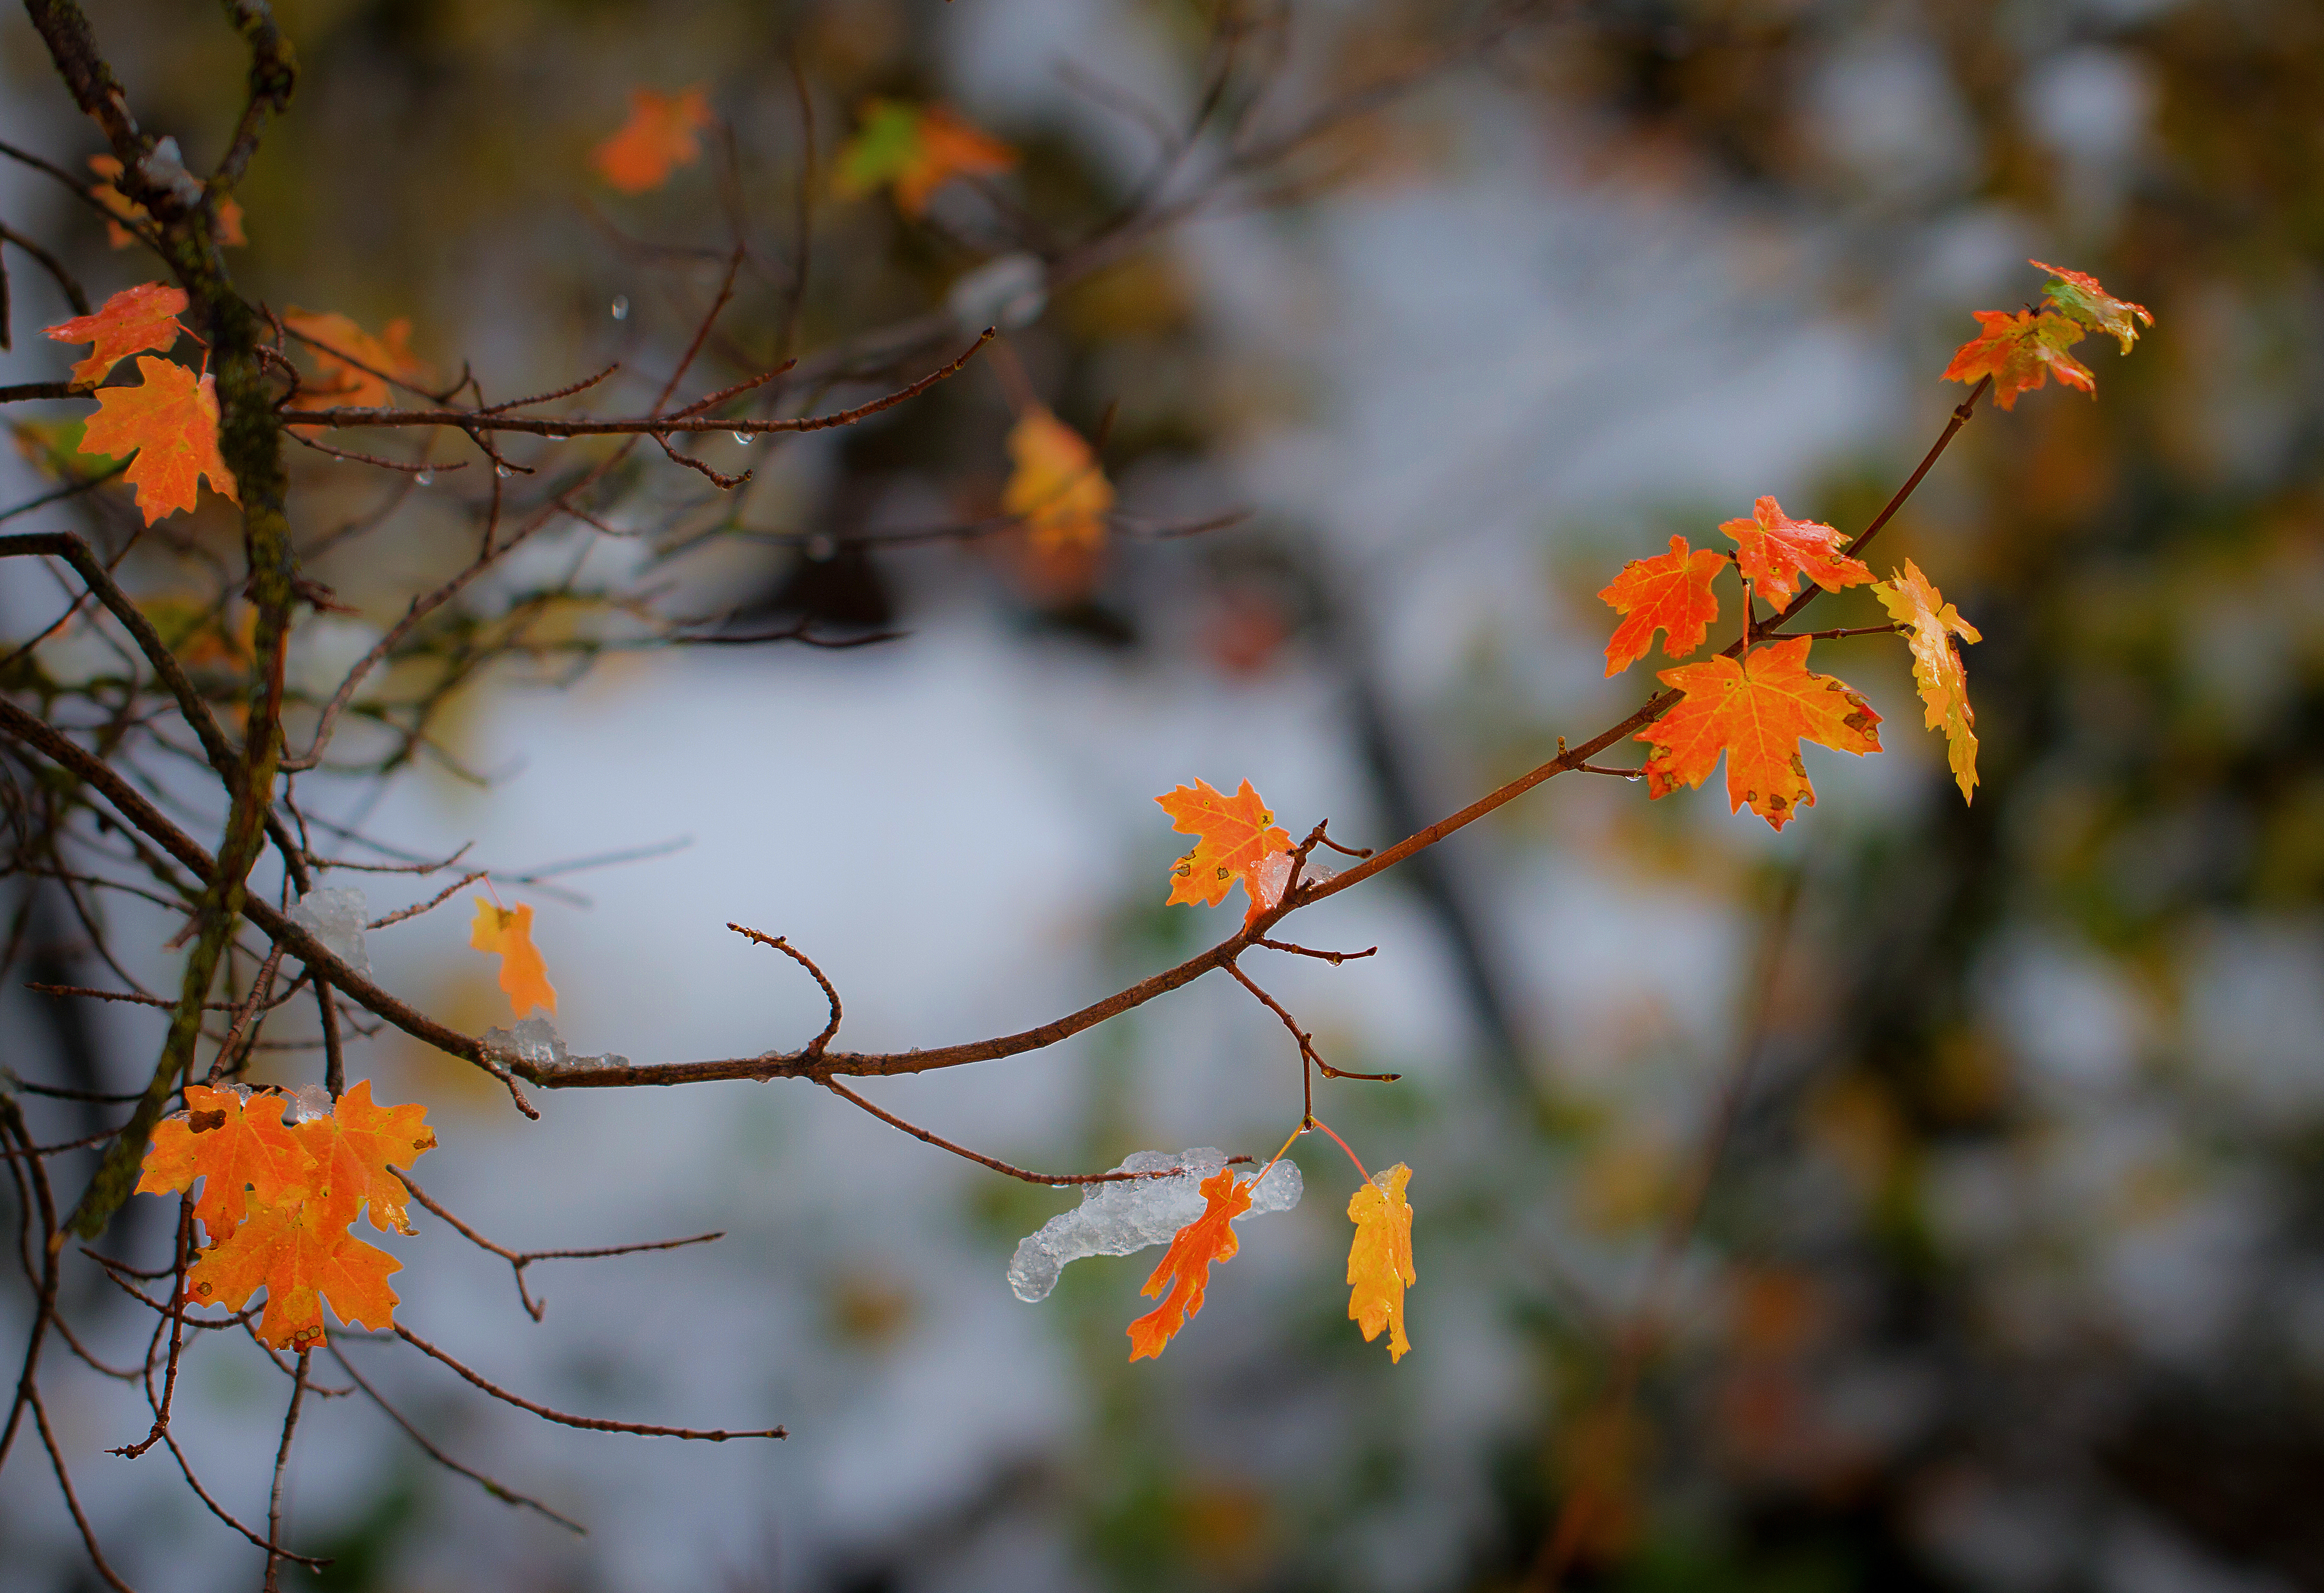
top-left (414, 470), bottom-right (434, 487)
top-left (609, 295), bottom-right (630, 321)
top-left (495, 463), bottom-right (512, 478)
top-left (732, 430), bottom-right (751, 445)
top-left (545, 431), bottom-right (569, 441)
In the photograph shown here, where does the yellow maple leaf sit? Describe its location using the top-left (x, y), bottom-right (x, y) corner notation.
top-left (1874, 558), bottom-right (1983, 801)
top-left (1347, 1162), bottom-right (1416, 1362)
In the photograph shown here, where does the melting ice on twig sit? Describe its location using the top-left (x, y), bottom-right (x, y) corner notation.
top-left (1007, 1148), bottom-right (1301, 1303)
top-left (480, 1016), bottom-right (630, 1073)
top-left (289, 886), bottom-right (372, 980)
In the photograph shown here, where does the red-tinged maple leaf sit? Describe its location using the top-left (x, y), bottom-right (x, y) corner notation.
top-left (2030, 259), bottom-right (2152, 354)
top-left (1718, 496), bottom-right (1871, 606)
top-left (1874, 559), bottom-right (1982, 802)
top-left (834, 100), bottom-right (1016, 217)
top-left (593, 86), bottom-right (712, 194)
top-left (1635, 636), bottom-right (1883, 831)
top-left (185, 1197), bottom-right (401, 1350)
top-left (1127, 1168), bottom-right (1252, 1361)
top-left (294, 1079), bottom-right (437, 1235)
top-left (135, 1084), bottom-right (315, 1245)
top-left (282, 308), bottom-right (428, 412)
top-left (1003, 407), bottom-right (1114, 554)
top-left (1598, 534), bottom-right (1726, 675)
top-left (1156, 778), bottom-right (1293, 922)
top-left (471, 898), bottom-right (557, 1019)
top-left (88, 155), bottom-right (243, 249)
top-left (42, 282), bottom-right (187, 387)
top-left (1347, 1162), bottom-right (1416, 1363)
top-left (77, 356), bottom-right (240, 524)
top-left (1942, 309), bottom-right (2094, 410)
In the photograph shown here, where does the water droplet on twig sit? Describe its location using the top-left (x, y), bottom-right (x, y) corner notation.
top-left (732, 430), bottom-right (751, 445)
top-left (495, 463), bottom-right (512, 478)
top-left (413, 470), bottom-right (433, 487)
top-left (609, 295), bottom-right (630, 321)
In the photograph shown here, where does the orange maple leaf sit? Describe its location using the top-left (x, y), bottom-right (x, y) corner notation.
top-left (1156, 777), bottom-right (1293, 924)
top-left (282, 308), bottom-right (428, 412)
top-left (1598, 534), bottom-right (1725, 676)
top-left (293, 1079), bottom-right (437, 1235)
top-left (1347, 1162), bottom-right (1416, 1362)
top-left (43, 282), bottom-right (187, 387)
top-left (1127, 1168), bottom-right (1252, 1361)
top-left (2030, 259), bottom-right (2152, 354)
top-left (1942, 309), bottom-right (2093, 411)
top-left (1718, 496), bottom-right (1871, 606)
top-left (1636, 636), bottom-right (1883, 831)
top-left (88, 154), bottom-right (243, 249)
top-left (185, 1197), bottom-right (402, 1350)
top-left (593, 86), bottom-right (712, 194)
top-left (1874, 559), bottom-right (1982, 802)
top-left (471, 898), bottom-right (557, 1019)
top-left (135, 1084), bottom-right (315, 1245)
top-left (1003, 407), bottom-right (1115, 554)
top-left (834, 100), bottom-right (1015, 218)
top-left (77, 356), bottom-right (240, 524)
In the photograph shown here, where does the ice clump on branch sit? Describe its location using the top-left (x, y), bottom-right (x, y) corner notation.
top-left (480, 1016), bottom-right (630, 1073)
top-left (1007, 1148), bottom-right (1301, 1304)
top-left (289, 886), bottom-right (371, 980)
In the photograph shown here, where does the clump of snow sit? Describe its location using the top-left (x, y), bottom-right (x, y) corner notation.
top-left (288, 885), bottom-right (370, 980)
top-left (287, 1084), bottom-right (334, 1122)
top-left (1007, 1148), bottom-right (1302, 1303)
top-left (480, 1016), bottom-right (630, 1073)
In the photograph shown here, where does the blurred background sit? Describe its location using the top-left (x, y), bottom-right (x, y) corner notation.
top-left (3, 0), bottom-right (2320, 1589)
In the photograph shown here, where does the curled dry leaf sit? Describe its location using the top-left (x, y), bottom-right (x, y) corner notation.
top-left (1156, 777), bottom-right (1293, 923)
top-left (1719, 496), bottom-right (1871, 606)
top-left (1637, 636), bottom-right (1883, 832)
top-left (1875, 559), bottom-right (1983, 802)
top-left (1598, 534), bottom-right (1725, 675)
top-left (1347, 1162), bottom-right (1416, 1362)
top-left (471, 898), bottom-right (558, 1020)
top-left (593, 85), bottom-right (712, 194)
top-left (1127, 1168), bottom-right (1251, 1361)
top-left (76, 356), bottom-right (240, 524)
top-left (42, 282), bottom-right (186, 387)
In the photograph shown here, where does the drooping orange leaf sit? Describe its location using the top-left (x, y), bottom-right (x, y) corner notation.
top-left (1636, 636), bottom-right (1883, 831)
top-left (593, 86), bottom-right (712, 194)
top-left (1598, 534), bottom-right (1725, 675)
top-left (135, 1084), bottom-right (314, 1245)
top-left (470, 898), bottom-right (557, 1019)
top-left (1347, 1162), bottom-right (1416, 1363)
top-left (88, 155), bottom-right (243, 249)
top-left (1718, 496), bottom-right (1871, 606)
top-left (1156, 778), bottom-right (1293, 923)
top-left (185, 1197), bottom-right (402, 1350)
top-left (282, 309), bottom-right (428, 412)
top-left (293, 1079), bottom-right (437, 1235)
top-left (1874, 559), bottom-right (1982, 803)
top-left (42, 282), bottom-right (186, 387)
top-left (833, 100), bottom-right (1016, 218)
top-left (2029, 259), bottom-right (2152, 354)
top-left (1003, 407), bottom-right (1114, 554)
top-left (77, 356), bottom-right (240, 524)
top-left (1941, 309), bottom-right (2093, 411)
top-left (1127, 1168), bottom-right (1252, 1361)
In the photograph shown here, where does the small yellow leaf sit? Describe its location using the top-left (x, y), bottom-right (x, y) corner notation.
top-left (1874, 559), bottom-right (1982, 802)
top-left (470, 898), bottom-right (557, 1020)
top-left (1346, 1162), bottom-right (1415, 1362)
